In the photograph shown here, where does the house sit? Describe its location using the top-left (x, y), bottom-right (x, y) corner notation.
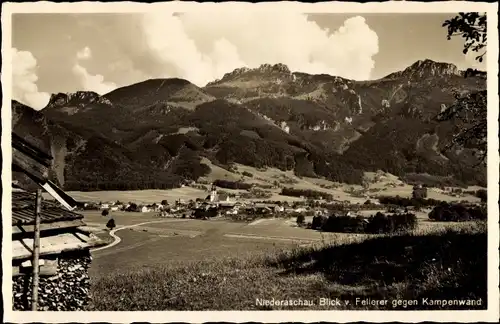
top-left (110, 206), bottom-right (119, 212)
top-left (140, 206), bottom-right (150, 213)
top-left (412, 184), bottom-right (428, 199)
top-left (12, 190), bottom-right (103, 311)
top-left (273, 205), bottom-right (285, 213)
top-left (253, 203), bottom-right (274, 215)
top-left (100, 203), bottom-right (109, 210)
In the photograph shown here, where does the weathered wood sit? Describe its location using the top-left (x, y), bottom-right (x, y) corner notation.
top-left (12, 132), bottom-right (52, 167)
top-left (41, 180), bottom-right (78, 210)
top-left (13, 243), bottom-right (91, 261)
top-left (12, 220), bottom-right (86, 235)
top-left (13, 259), bottom-right (58, 277)
top-left (12, 231), bottom-right (98, 261)
top-left (31, 189), bottom-right (42, 311)
top-left (12, 147), bottom-right (49, 183)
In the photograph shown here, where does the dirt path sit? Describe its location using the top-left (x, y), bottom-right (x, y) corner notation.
top-left (91, 219), bottom-right (188, 252)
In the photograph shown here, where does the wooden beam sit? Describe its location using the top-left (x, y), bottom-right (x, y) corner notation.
top-left (13, 242), bottom-right (92, 261)
top-left (12, 132), bottom-right (52, 167)
top-left (31, 189), bottom-right (42, 311)
top-left (12, 220), bottom-right (86, 235)
top-left (12, 147), bottom-right (49, 183)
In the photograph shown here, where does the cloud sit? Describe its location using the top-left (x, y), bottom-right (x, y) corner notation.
top-left (72, 47), bottom-right (117, 94)
top-left (72, 63), bottom-right (117, 94)
top-left (140, 12), bottom-right (379, 86)
top-left (77, 46), bottom-right (92, 60)
top-left (12, 48), bottom-right (51, 110)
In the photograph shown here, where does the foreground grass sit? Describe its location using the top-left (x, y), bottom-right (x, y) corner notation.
top-left (88, 221), bottom-right (487, 311)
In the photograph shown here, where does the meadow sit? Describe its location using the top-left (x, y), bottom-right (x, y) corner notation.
top-left (87, 220), bottom-right (487, 311)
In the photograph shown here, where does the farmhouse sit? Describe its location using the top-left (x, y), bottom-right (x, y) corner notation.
top-left (12, 190), bottom-right (103, 311)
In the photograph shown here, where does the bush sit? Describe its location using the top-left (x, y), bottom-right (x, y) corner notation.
top-left (242, 171), bottom-right (253, 178)
top-left (101, 209), bottom-right (109, 217)
top-left (280, 187), bottom-right (333, 200)
top-left (314, 212), bottom-right (417, 234)
top-left (476, 189), bottom-right (487, 203)
top-left (106, 218), bottom-right (116, 230)
top-left (321, 215), bottom-right (367, 233)
top-left (296, 214), bottom-right (305, 226)
top-left (378, 196), bottom-right (442, 207)
top-left (213, 179), bottom-right (252, 190)
top-left (429, 203), bottom-right (486, 222)
top-left (311, 215), bottom-right (327, 230)
top-left (365, 212), bottom-right (417, 234)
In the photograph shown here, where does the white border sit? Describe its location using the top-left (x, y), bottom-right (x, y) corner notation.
top-left (2, 1), bottom-right (499, 323)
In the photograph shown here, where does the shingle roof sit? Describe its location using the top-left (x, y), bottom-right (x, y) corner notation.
top-left (12, 191), bottom-right (83, 226)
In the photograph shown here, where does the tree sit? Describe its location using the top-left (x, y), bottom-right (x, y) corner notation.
top-left (296, 214), bottom-right (305, 226)
top-left (476, 189), bottom-right (487, 203)
top-left (101, 209), bottom-right (109, 217)
top-left (439, 13), bottom-right (487, 163)
top-left (106, 218), bottom-right (116, 230)
top-left (127, 202), bottom-right (138, 212)
top-left (161, 199), bottom-right (168, 206)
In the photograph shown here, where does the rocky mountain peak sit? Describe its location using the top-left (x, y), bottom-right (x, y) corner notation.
top-left (384, 59), bottom-right (462, 80)
top-left (208, 63), bottom-right (292, 86)
top-left (409, 59), bottom-right (460, 76)
top-left (46, 91), bottom-right (101, 108)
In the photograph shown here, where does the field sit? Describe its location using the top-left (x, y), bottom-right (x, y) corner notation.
top-left (85, 213), bottom-right (486, 310)
top-left (83, 207), bottom-right (487, 311)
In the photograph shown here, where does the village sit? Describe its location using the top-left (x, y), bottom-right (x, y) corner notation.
top-left (78, 183), bottom-right (434, 223)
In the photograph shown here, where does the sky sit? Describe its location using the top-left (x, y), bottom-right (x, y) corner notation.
top-left (11, 12), bottom-right (486, 110)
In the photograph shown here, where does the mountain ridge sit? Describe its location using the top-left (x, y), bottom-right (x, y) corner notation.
top-left (15, 58), bottom-right (487, 191)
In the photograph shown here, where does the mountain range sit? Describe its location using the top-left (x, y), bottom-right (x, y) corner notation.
top-left (12, 59), bottom-right (487, 191)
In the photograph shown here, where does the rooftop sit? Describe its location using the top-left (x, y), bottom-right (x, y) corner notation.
top-left (12, 191), bottom-right (83, 226)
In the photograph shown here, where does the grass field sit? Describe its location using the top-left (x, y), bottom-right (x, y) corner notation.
top-left (87, 221), bottom-right (487, 311)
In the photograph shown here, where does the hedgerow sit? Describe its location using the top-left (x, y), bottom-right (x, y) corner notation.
top-left (428, 203), bottom-right (486, 222)
top-left (312, 212), bottom-right (417, 234)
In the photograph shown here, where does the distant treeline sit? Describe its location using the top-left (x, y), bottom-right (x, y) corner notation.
top-left (64, 181), bottom-right (181, 191)
top-left (429, 203), bottom-right (487, 222)
top-left (213, 179), bottom-right (252, 190)
top-left (378, 196), bottom-right (443, 207)
top-left (310, 212), bottom-right (417, 234)
top-left (280, 187), bottom-right (333, 200)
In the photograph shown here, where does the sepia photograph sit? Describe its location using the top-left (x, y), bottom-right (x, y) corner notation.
top-left (2, 1), bottom-right (498, 322)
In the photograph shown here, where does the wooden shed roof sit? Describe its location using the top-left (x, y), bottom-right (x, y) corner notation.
top-left (12, 191), bottom-right (83, 226)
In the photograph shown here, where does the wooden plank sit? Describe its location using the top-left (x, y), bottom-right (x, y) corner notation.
top-left (12, 132), bottom-right (52, 167)
top-left (13, 259), bottom-right (58, 277)
top-left (13, 243), bottom-right (91, 261)
top-left (39, 259), bottom-right (58, 276)
top-left (41, 180), bottom-right (78, 210)
top-left (31, 189), bottom-right (42, 311)
top-left (12, 147), bottom-right (49, 183)
top-left (12, 220), bottom-right (86, 235)
top-left (12, 232), bottom-right (95, 261)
